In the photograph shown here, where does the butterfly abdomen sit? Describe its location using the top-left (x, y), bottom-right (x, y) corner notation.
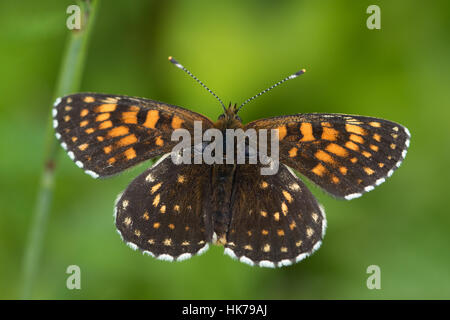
top-left (208, 164), bottom-right (236, 244)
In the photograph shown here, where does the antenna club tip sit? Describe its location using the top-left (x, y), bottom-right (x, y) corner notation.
top-left (168, 56), bottom-right (173, 61)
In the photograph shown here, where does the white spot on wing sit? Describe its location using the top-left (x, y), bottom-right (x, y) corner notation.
top-left (259, 260), bottom-right (275, 268)
top-left (224, 247), bottom-right (237, 260)
top-left (345, 193), bottom-right (362, 200)
top-left (53, 97), bottom-right (61, 107)
top-left (75, 161), bottom-right (84, 168)
top-left (126, 242), bottom-right (138, 251)
top-left (55, 133), bottom-right (61, 139)
top-left (319, 204), bottom-right (327, 237)
top-left (239, 256), bottom-right (254, 266)
top-left (143, 250), bottom-right (155, 257)
top-left (85, 170), bottom-right (99, 179)
top-left (157, 254), bottom-right (174, 262)
top-left (404, 127), bottom-right (411, 138)
top-left (53, 120), bottom-right (58, 128)
top-left (177, 253), bottom-right (192, 261)
top-left (278, 259), bottom-right (292, 267)
top-left (295, 253), bottom-right (308, 263)
top-left (197, 244), bottom-right (209, 256)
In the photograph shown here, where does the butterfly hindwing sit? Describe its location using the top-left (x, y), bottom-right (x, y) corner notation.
top-left (224, 163), bottom-right (326, 267)
top-left (246, 113), bottom-right (410, 199)
top-left (53, 93), bottom-right (213, 178)
top-left (115, 154), bottom-right (212, 261)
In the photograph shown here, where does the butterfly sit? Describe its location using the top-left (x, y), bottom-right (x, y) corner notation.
top-left (53, 57), bottom-right (410, 268)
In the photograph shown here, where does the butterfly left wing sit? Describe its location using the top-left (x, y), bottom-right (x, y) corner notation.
top-left (224, 163), bottom-right (326, 268)
top-left (246, 113), bottom-right (410, 199)
top-left (115, 154), bottom-right (212, 261)
top-left (53, 93), bottom-right (213, 178)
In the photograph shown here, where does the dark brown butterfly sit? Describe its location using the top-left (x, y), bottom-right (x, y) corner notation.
top-left (53, 57), bottom-right (410, 267)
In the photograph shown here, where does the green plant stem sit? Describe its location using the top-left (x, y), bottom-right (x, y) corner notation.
top-left (21, 0), bottom-right (99, 299)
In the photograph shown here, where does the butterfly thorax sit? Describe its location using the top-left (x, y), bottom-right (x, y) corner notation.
top-left (213, 103), bottom-right (243, 130)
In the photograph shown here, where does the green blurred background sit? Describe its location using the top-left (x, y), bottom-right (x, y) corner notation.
top-left (1, 0), bottom-right (449, 299)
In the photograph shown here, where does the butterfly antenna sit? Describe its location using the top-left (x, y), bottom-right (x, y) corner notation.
top-left (169, 56), bottom-right (226, 112)
top-left (237, 68), bottom-right (306, 112)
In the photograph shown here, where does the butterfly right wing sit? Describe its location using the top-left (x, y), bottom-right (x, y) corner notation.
top-left (224, 163), bottom-right (326, 268)
top-left (53, 93), bottom-right (213, 178)
top-left (246, 113), bottom-right (410, 199)
top-left (115, 154), bottom-right (213, 261)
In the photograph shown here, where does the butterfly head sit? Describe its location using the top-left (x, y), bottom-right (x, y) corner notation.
top-left (215, 103), bottom-right (243, 129)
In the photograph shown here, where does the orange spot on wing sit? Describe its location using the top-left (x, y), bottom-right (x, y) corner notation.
top-left (315, 150), bottom-right (335, 164)
top-left (122, 111), bottom-right (138, 124)
top-left (104, 145), bottom-right (112, 154)
top-left (80, 120), bottom-right (89, 127)
top-left (373, 133), bottom-right (381, 142)
top-left (345, 141), bottom-right (359, 151)
top-left (325, 143), bottom-right (348, 157)
top-left (171, 116), bottom-right (184, 129)
top-left (96, 113), bottom-right (110, 122)
top-left (312, 163), bottom-right (327, 176)
top-left (83, 96), bottom-right (95, 103)
top-left (80, 109), bottom-right (89, 117)
top-left (78, 143), bottom-right (88, 151)
top-left (99, 120), bottom-right (113, 129)
top-left (369, 121), bottom-right (381, 127)
top-left (370, 144), bottom-right (379, 152)
top-left (108, 157), bottom-right (116, 164)
top-left (155, 136), bottom-right (164, 146)
top-left (339, 166), bottom-right (348, 175)
top-left (85, 128), bottom-right (95, 134)
top-left (143, 110), bottom-right (159, 129)
top-left (364, 167), bottom-right (375, 175)
top-left (117, 134), bottom-right (138, 147)
top-left (331, 175), bottom-right (340, 183)
top-left (276, 126), bottom-right (287, 140)
top-left (124, 147), bottom-right (136, 160)
top-left (288, 147), bottom-right (298, 157)
top-left (346, 124), bottom-right (366, 136)
top-left (349, 134), bottom-right (364, 144)
top-left (300, 123), bottom-right (315, 141)
top-left (362, 151), bottom-right (372, 158)
top-left (95, 104), bottom-right (117, 113)
top-left (350, 157), bottom-right (358, 163)
top-left (108, 126), bottom-right (129, 137)
top-left (321, 126), bottom-right (339, 141)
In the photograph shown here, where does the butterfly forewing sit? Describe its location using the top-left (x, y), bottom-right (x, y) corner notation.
top-left (53, 93), bottom-right (213, 178)
top-left (224, 163), bottom-right (326, 267)
top-left (246, 113), bottom-right (410, 199)
top-left (115, 154), bottom-right (212, 261)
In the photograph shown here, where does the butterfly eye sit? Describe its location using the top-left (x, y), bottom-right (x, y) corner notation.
top-left (235, 115), bottom-right (242, 122)
top-left (218, 114), bottom-right (225, 120)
